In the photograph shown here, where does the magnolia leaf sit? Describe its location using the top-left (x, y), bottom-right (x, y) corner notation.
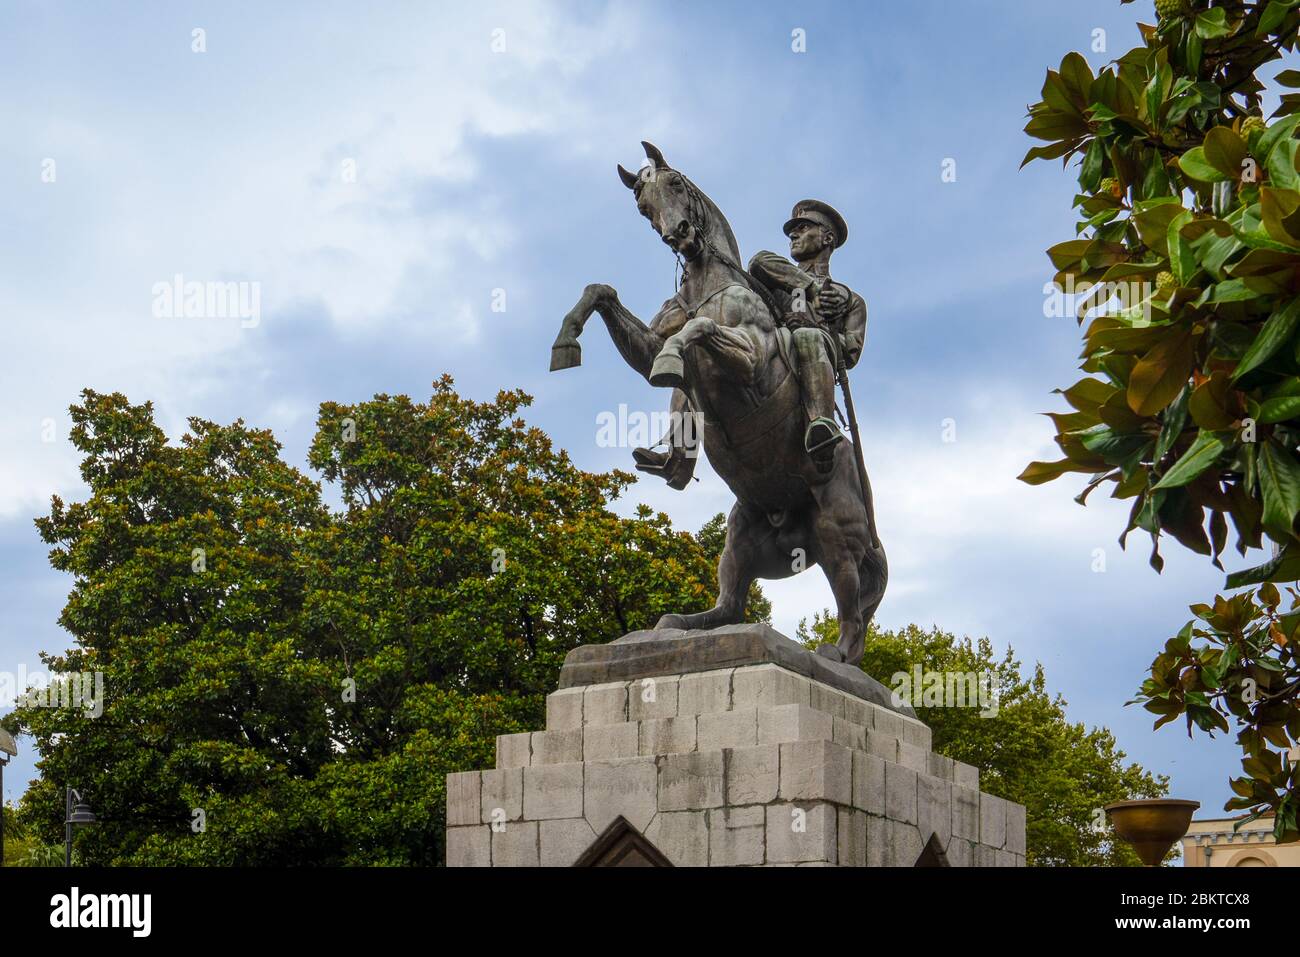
top-left (1179, 147), bottom-right (1231, 183)
top-left (1153, 430), bottom-right (1228, 489)
top-left (1259, 438), bottom-right (1300, 538)
top-left (1127, 328), bottom-right (1196, 416)
top-left (1233, 297), bottom-right (1300, 382)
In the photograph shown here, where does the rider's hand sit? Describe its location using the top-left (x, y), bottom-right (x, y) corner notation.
top-left (817, 282), bottom-right (849, 320)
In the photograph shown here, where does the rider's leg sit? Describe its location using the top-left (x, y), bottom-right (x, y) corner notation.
top-left (791, 327), bottom-right (844, 472)
top-left (633, 388), bottom-right (699, 490)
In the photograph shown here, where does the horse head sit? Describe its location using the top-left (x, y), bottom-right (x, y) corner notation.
top-left (618, 142), bottom-right (741, 268)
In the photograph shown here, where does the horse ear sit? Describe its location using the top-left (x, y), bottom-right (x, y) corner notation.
top-left (642, 141), bottom-right (667, 169)
top-left (617, 164), bottom-right (639, 189)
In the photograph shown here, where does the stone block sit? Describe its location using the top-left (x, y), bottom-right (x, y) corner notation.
top-left (851, 751), bottom-right (886, 816)
top-left (975, 843), bottom-right (997, 868)
top-left (779, 739), bottom-right (852, 805)
top-left (583, 722), bottom-right (639, 762)
top-left (917, 773), bottom-right (951, 850)
top-left (953, 760), bottom-right (980, 791)
top-left (765, 802), bottom-right (836, 864)
top-left (883, 819), bottom-right (924, 867)
top-left (945, 837), bottom-right (973, 868)
top-left (865, 815), bottom-right (884, 867)
top-left (899, 715), bottom-right (932, 751)
top-left (837, 807), bottom-right (867, 867)
top-left (545, 687), bottom-right (584, 731)
top-left (842, 695), bottom-right (873, 729)
top-left (446, 771), bottom-right (481, 827)
top-left (643, 810), bottom-right (708, 866)
top-left (810, 682), bottom-right (846, 719)
top-left (491, 820), bottom-right (539, 867)
top-left (1006, 801), bottom-right (1027, 856)
top-left (724, 744), bottom-right (779, 805)
top-left (863, 729), bottom-right (898, 763)
top-left (732, 664), bottom-right (811, 710)
top-left (896, 740), bottom-right (929, 774)
top-left (832, 716), bottom-right (866, 751)
top-left (540, 818), bottom-right (597, 867)
top-left (658, 751), bottom-right (724, 811)
top-left (708, 806), bottom-right (765, 867)
top-left (584, 681), bottom-right (629, 726)
top-left (927, 752), bottom-right (955, 782)
top-left (952, 784), bottom-right (980, 841)
top-left (980, 793), bottom-right (1007, 850)
top-left (531, 728), bottom-right (583, 765)
top-left (995, 848), bottom-right (1017, 868)
top-left (628, 674), bottom-right (679, 722)
top-left (496, 732), bottom-right (532, 769)
top-left (446, 825), bottom-right (490, 867)
top-left (697, 708), bottom-right (758, 751)
top-left (678, 668), bottom-right (732, 716)
top-left (757, 703), bottom-right (833, 746)
top-left (584, 757), bottom-right (658, 834)
top-left (480, 767), bottom-right (523, 823)
top-left (884, 760), bottom-right (918, 825)
top-left (873, 707), bottom-right (906, 740)
top-left (639, 715), bottom-right (696, 756)
top-left (522, 762), bottom-right (583, 820)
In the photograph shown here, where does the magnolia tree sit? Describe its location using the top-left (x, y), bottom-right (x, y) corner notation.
top-left (1020, 0), bottom-right (1300, 843)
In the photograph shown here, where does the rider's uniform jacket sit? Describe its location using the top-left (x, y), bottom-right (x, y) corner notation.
top-left (746, 250), bottom-right (867, 370)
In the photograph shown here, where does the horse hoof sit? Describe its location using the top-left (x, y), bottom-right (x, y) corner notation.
top-left (649, 353), bottom-right (685, 388)
top-left (815, 643), bottom-right (845, 663)
top-left (655, 614), bottom-right (688, 630)
top-left (550, 341), bottom-right (582, 371)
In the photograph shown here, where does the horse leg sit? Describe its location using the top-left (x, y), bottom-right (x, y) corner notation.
top-left (657, 502), bottom-right (776, 630)
top-left (552, 283), bottom-right (664, 382)
top-left (856, 541), bottom-right (888, 651)
top-left (649, 316), bottom-right (758, 389)
top-left (808, 472), bottom-right (872, 666)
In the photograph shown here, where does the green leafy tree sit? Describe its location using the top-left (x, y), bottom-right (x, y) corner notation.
top-left (6, 379), bottom-right (730, 864)
top-left (1019, 0), bottom-right (1300, 842)
top-left (799, 613), bottom-right (1168, 865)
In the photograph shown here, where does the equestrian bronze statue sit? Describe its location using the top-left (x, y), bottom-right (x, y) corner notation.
top-left (549, 142), bottom-right (885, 666)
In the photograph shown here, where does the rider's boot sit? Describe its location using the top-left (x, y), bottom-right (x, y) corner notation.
top-left (633, 445), bottom-right (696, 490)
top-left (634, 389), bottom-right (698, 489)
top-left (806, 416), bottom-right (845, 473)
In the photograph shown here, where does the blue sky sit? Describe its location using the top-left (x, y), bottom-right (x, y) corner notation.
top-left (0, 1), bottom-right (1275, 824)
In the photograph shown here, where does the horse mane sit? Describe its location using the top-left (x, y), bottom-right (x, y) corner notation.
top-left (680, 173), bottom-right (742, 266)
top-left (678, 172), bottom-right (781, 322)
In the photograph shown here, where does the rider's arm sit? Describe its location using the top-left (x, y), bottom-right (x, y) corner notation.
top-left (839, 294), bottom-right (867, 369)
top-left (747, 250), bottom-right (817, 296)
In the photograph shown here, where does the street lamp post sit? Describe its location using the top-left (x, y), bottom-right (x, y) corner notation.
top-left (64, 787), bottom-right (96, 867)
top-left (0, 729), bottom-right (17, 867)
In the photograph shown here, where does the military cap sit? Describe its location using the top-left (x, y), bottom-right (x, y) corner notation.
top-left (783, 199), bottom-right (848, 248)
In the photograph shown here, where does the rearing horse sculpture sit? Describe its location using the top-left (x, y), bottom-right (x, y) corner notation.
top-left (550, 142), bottom-right (885, 665)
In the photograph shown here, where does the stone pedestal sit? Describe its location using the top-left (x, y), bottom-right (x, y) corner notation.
top-left (445, 625), bottom-right (1026, 867)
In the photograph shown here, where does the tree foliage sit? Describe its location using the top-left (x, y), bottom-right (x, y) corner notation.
top-left (799, 613), bottom-right (1169, 865)
top-left (1020, 0), bottom-right (1300, 842)
top-left (4, 379), bottom-right (737, 864)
